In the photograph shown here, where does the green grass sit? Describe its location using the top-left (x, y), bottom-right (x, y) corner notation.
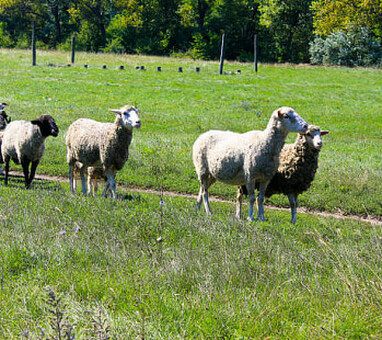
top-left (0, 48), bottom-right (381, 217)
top-left (0, 49), bottom-right (381, 338)
top-left (0, 180), bottom-right (381, 338)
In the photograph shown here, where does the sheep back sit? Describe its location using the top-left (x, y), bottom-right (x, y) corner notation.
top-left (193, 129), bottom-right (279, 185)
top-left (66, 118), bottom-right (133, 171)
top-left (1, 120), bottom-right (46, 164)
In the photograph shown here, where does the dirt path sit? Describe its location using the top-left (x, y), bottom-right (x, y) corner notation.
top-left (9, 171), bottom-right (382, 226)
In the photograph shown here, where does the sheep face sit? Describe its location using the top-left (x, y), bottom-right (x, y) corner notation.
top-left (31, 115), bottom-right (59, 137)
top-left (275, 107), bottom-right (308, 134)
top-left (303, 125), bottom-right (329, 150)
top-left (110, 105), bottom-right (141, 129)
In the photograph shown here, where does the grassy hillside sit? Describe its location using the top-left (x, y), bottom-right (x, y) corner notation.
top-left (0, 48), bottom-right (381, 217)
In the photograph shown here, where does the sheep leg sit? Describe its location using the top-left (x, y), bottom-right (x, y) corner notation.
top-left (21, 159), bottom-right (31, 188)
top-left (200, 175), bottom-right (215, 215)
top-left (196, 185), bottom-right (204, 210)
top-left (27, 160), bottom-right (39, 189)
top-left (256, 181), bottom-right (269, 222)
top-left (69, 163), bottom-right (75, 193)
top-left (80, 167), bottom-right (87, 195)
top-left (93, 179), bottom-right (98, 195)
top-left (235, 186), bottom-right (244, 219)
top-left (4, 157), bottom-right (10, 185)
top-left (104, 169), bottom-right (117, 199)
top-left (288, 193), bottom-right (298, 224)
top-left (87, 176), bottom-right (93, 196)
top-left (246, 182), bottom-right (256, 221)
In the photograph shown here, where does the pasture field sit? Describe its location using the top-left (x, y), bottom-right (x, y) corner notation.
top-left (0, 48), bottom-right (381, 217)
top-left (0, 181), bottom-right (381, 338)
top-left (0, 49), bottom-right (381, 338)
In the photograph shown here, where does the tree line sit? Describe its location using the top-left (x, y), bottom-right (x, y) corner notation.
top-left (0, 0), bottom-right (381, 65)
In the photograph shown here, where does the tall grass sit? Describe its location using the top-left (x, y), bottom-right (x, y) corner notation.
top-left (0, 180), bottom-right (381, 338)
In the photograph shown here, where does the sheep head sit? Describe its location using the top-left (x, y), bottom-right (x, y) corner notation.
top-left (301, 125), bottom-right (329, 150)
top-left (274, 107), bottom-right (308, 134)
top-left (0, 110), bottom-right (10, 129)
top-left (109, 105), bottom-right (141, 129)
top-left (31, 115), bottom-right (59, 137)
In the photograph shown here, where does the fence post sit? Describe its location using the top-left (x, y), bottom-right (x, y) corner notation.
top-left (254, 34), bottom-right (258, 72)
top-left (71, 35), bottom-right (76, 64)
top-left (31, 20), bottom-right (36, 66)
top-left (219, 33), bottom-right (225, 75)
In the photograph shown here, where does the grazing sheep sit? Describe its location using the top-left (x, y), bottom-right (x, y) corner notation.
top-left (240, 125), bottom-right (329, 224)
top-left (66, 105), bottom-right (141, 198)
top-left (73, 162), bottom-right (107, 196)
top-left (193, 107), bottom-right (308, 221)
top-left (1, 115), bottom-right (59, 188)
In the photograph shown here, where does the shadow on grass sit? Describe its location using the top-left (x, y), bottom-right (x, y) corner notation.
top-left (0, 174), bottom-right (63, 192)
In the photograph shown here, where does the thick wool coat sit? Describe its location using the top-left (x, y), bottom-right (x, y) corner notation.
top-left (1, 120), bottom-right (48, 164)
top-left (263, 126), bottom-right (322, 197)
top-left (66, 115), bottom-right (133, 172)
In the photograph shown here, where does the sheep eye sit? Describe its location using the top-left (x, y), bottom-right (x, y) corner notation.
top-left (284, 114), bottom-right (290, 119)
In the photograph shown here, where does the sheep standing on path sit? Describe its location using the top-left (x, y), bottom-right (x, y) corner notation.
top-left (1, 115), bottom-right (59, 188)
top-left (244, 125), bottom-right (328, 224)
top-left (192, 107), bottom-right (308, 221)
top-left (66, 105), bottom-right (141, 198)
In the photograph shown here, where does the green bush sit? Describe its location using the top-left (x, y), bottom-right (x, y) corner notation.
top-left (0, 23), bottom-right (13, 47)
top-left (310, 28), bottom-right (382, 67)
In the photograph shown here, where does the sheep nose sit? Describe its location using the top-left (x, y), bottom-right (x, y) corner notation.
top-left (302, 123), bottom-right (308, 131)
top-left (136, 120), bottom-right (142, 128)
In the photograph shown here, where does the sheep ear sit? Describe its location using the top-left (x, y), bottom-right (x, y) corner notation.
top-left (109, 109), bottom-right (122, 115)
top-left (321, 130), bottom-right (329, 136)
top-left (277, 110), bottom-right (283, 118)
top-left (31, 120), bottom-right (42, 126)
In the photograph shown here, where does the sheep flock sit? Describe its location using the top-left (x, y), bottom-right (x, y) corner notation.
top-left (0, 103), bottom-right (329, 224)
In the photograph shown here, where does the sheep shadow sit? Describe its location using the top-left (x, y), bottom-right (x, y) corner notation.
top-left (0, 174), bottom-right (63, 192)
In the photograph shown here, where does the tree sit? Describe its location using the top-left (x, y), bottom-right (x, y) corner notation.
top-left (312, 0), bottom-right (382, 38)
top-left (178, 0), bottom-right (261, 60)
top-left (68, 0), bottom-right (117, 51)
top-left (0, 0), bottom-right (72, 47)
top-left (259, 0), bottom-right (314, 63)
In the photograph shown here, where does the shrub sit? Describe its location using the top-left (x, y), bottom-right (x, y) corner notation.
top-left (310, 28), bottom-right (382, 67)
top-left (0, 23), bottom-right (14, 48)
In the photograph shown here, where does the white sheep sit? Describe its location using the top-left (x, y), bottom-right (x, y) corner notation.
top-left (66, 105), bottom-right (141, 198)
top-left (1, 114), bottom-right (59, 188)
top-left (192, 107), bottom-right (308, 221)
top-left (243, 125), bottom-right (328, 224)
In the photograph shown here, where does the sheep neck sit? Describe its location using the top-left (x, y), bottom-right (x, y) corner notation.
top-left (114, 125), bottom-right (133, 147)
top-left (261, 120), bottom-right (289, 157)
